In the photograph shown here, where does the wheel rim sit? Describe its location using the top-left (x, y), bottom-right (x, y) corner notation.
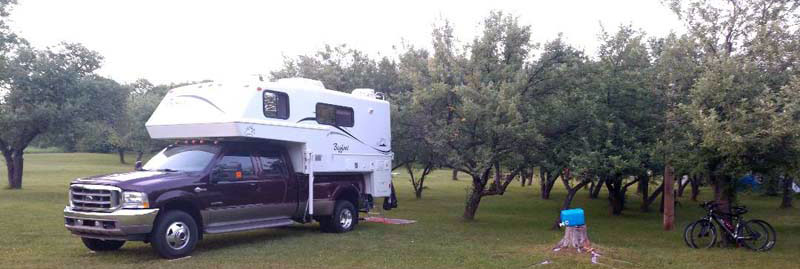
top-left (741, 221), bottom-right (770, 250)
top-left (690, 220), bottom-right (716, 248)
top-left (339, 208), bottom-right (353, 230)
top-left (165, 221), bottom-right (190, 250)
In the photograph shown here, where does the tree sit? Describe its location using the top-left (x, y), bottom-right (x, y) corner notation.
top-left (391, 91), bottom-right (440, 199)
top-left (569, 25), bottom-right (659, 215)
top-left (0, 43), bottom-right (104, 188)
top-left (122, 79), bottom-right (189, 162)
top-left (271, 44), bottom-right (406, 95)
top-left (669, 0), bottom-right (800, 209)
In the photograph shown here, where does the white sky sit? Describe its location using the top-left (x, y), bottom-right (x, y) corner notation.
top-left (8, 0), bottom-right (683, 84)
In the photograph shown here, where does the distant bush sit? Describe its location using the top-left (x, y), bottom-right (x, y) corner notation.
top-left (23, 147), bottom-right (65, 154)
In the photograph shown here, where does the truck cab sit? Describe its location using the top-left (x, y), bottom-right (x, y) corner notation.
top-left (64, 141), bottom-right (367, 258)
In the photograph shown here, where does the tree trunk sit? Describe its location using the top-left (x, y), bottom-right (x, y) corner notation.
top-left (663, 165), bottom-right (675, 231)
top-left (780, 176), bottom-right (793, 209)
top-left (539, 169), bottom-right (562, 200)
top-left (452, 170), bottom-right (458, 181)
top-left (6, 150), bottom-right (24, 189)
top-left (3, 151), bottom-right (16, 189)
top-left (605, 178), bottom-right (624, 215)
top-left (136, 151), bottom-right (144, 162)
top-left (640, 174), bottom-right (650, 209)
top-left (520, 168), bottom-right (530, 187)
top-left (590, 176), bottom-right (605, 199)
top-left (540, 169), bottom-right (549, 199)
top-left (463, 176), bottom-right (485, 220)
top-left (690, 175), bottom-right (700, 202)
top-left (526, 168), bottom-right (534, 186)
top-left (637, 175), bottom-right (646, 194)
top-left (406, 163), bottom-right (432, 199)
top-left (553, 226), bottom-right (592, 252)
top-left (118, 149), bottom-right (126, 164)
top-left (711, 173), bottom-right (735, 245)
top-left (642, 182), bottom-right (664, 212)
top-left (620, 177), bottom-right (640, 210)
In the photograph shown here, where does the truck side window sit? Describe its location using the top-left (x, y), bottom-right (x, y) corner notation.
top-left (258, 152), bottom-right (287, 177)
top-left (213, 154), bottom-right (256, 182)
top-left (263, 90), bottom-right (289, 119)
top-left (316, 103), bottom-right (354, 127)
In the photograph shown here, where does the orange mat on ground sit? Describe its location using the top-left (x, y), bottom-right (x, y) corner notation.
top-left (364, 217), bottom-right (417, 224)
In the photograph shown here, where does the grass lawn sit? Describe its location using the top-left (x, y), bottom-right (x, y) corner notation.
top-left (1, 153), bottom-right (798, 268)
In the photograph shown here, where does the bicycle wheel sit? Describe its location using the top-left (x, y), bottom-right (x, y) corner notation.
top-left (683, 221), bottom-right (694, 248)
top-left (738, 220), bottom-right (771, 251)
top-left (747, 219), bottom-right (776, 251)
top-left (687, 219), bottom-right (717, 249)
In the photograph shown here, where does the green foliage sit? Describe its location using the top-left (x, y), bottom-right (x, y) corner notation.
top-left (271, 44), bottom-right (408, 95)
top-left (671, 0), bottom-right (800, 201)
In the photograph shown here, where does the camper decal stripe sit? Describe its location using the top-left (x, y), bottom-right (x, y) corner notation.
top-left (297, 117), bottom-right (391, 155)
top-left (297, 117), bottom-right (317, 123)
top-left (331, 125), bottom-right (392, 154)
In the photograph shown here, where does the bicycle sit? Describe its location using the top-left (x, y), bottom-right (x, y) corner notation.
top-left (683, 201), bottom-right (776, 251)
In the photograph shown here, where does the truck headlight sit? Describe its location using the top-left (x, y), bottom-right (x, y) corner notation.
top-left (121, 191), bottom-right (150, 209)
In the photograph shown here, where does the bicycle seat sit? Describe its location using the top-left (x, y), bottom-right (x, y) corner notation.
top-left (730, 206), bottom-right (748, 215)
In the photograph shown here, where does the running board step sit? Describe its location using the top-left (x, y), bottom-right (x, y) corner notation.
top-left (205, 218), bottom-right (296, 234)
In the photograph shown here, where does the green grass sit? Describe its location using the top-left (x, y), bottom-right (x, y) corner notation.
top-left (0, 153), bottom-right (798, 268)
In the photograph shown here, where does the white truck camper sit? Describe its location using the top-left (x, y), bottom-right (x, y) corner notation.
top-left (145, 77), bottom-right (395, 216)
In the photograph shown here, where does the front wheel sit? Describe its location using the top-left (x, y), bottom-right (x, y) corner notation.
top-left (81, 238), bottom-right (125, 251)
top-left (320, 200), bottom-right (358, 233)
top-left (686, 219), bottom-right (717, 249)
top-left (150, 211), bottom-right (199, 259)
top-left (740, 219), bottom-right (775, 251)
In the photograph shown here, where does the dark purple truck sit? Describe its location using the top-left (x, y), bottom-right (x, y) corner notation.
top-left (63, 141), bottom-right (383, 258)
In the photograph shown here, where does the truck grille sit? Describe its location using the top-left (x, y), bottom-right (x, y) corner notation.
top-left (70, 185), bottom-right (120, 212)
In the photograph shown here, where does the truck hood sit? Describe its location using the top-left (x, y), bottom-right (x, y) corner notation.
top-left (72, 171), bottom-right (196, 190)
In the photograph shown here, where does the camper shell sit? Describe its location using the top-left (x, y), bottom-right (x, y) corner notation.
top-left (145, 77), bottom-right (395, 203)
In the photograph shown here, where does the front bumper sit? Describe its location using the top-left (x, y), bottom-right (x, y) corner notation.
top-left (64, 206), bottom-right (159, 241)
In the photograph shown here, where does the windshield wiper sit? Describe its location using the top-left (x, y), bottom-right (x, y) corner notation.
top-left (156, 168), bottom-right (180, 172)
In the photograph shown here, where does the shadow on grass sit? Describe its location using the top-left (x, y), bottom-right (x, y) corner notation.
top-left (194, 224), bottom-right (322, 253)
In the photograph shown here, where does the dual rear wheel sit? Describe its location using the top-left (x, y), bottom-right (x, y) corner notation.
top-left (320, 200), bottom-right (359, 233)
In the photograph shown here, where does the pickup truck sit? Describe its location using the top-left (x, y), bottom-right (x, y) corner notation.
top-left (63, 141), bottom-right (376, 258)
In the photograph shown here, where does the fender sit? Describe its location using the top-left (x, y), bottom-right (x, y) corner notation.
top-left (152, 189), bottom-right (201, 209)
top-left (331, 184), bottom-right (361, 206)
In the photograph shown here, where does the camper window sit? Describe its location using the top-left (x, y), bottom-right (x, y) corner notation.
top-left (316, 103), bottom-right (354, 127)
top-left (263, 90), bottom-right (289, 119)
top-left (257, 151), bottom-right (287, 177)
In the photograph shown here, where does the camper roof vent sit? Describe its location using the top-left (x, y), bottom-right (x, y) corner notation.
top-left (275, 77), bottom-right (326, 90)
top-left (351, 88), bottom-right (377, 99)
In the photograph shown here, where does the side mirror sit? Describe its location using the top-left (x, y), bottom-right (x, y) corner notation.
top-left (134, 161), bottom-right (143, 171)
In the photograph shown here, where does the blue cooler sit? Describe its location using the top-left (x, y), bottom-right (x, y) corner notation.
top-left (560, 208), bottom-right (585, 227)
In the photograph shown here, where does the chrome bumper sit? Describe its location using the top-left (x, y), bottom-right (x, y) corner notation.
top-left (64, 206), bottom-right (159, 241)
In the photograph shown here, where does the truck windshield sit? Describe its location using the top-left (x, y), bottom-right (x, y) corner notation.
top-left (142, 145), bottom-right (220, 172)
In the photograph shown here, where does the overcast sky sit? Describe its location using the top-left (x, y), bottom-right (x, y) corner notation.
top-left (9, 0), bottom-right (683, 84)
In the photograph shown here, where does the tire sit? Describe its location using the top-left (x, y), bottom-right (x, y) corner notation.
top-left (686, 219), bottom-right (716, 249)
top-left (150, 210), bottom-right (199, 259)
top-left (81, 238), bottom-right (125, 251)
top-left (683, 221), bottom-right (697, 248)
top-left (320, 200), bottom-right (358, 233)
top-left (742, 219), bottom-right (776, 251)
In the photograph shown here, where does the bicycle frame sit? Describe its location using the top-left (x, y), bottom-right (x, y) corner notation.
top-left (702, 207), bottom-right (755, 241)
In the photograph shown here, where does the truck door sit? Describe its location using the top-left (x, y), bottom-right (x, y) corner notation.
top-left (255, 150), bottom-right (294, 218)
top-left (206, 149), bottom-right (261, 225)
